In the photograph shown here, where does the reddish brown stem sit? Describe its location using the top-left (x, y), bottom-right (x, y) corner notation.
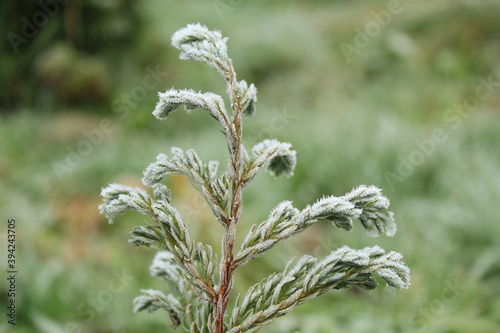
top-left (213, 64), bottom-right (243, 333)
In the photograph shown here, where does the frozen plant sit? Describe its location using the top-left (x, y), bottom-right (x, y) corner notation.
top-left (99, 23), bottom-right (410, 333)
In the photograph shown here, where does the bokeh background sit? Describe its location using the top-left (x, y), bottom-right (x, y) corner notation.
top-left (2, 0), bottom-right (500, 332)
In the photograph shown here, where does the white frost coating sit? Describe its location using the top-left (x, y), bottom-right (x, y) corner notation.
top-left (99, 183), bottom-right (151, 223)
top-left (228, 246), bottom-right (410, 332)
top-left (306, 195), bottom-right (360, 229)
top-left (142, 148), bottom-right (230, 225)
top-left (133, 289), bottom-right (184, 315)
top-left (235, 185), bottom-right (397, 268)
top-left (128, 225), bottom-right (165, 249)
top-left (142, 153), bottom-right (174, 187)
top-left (342, 185), bottom-right (397, 237)
top-left (172, 23), bottom-right (230, 76)
top-left (153, 89), bottom-right (231, 137)
top-left (242, 139), bottom-right (297, 184)
top-left (237, 80), bottom-right (258, 116)
top-left (150, 251), bottom-right (182, 283)
top-left (208, 160), bottom-right (219, 181)
top-left (152, 183), bottom-right (171, 202)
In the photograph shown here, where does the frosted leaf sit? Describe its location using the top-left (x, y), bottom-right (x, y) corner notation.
top-left (228, 246), bottom-right (410, 332)
top-left (193, 298), bottom-right (214, 333)
top-left (128, 225), bottom-right (166, 249)
top-left (207, 160), bottom-right (219, 180)
top-left (142, 152), bottom-right (178, 188)
top-left (267, 154), bottom-right (295, 177)
top-left (254, 139), bottom-right (296, 178)
top-left (235, 185), bottom-right (399, 269)
top-left (133, 289), bottom-right (184, 315)
top-left (153, 89), bottom-right (231, 136)
top-left (263, 201), bottom-right (299, 234)
top-left (142, 148), bottom-right (230, 225)
top-left (235, 201), bottom-right (299, 267)
top-left (307, 196), bottom-right (360, 231)
top-left (172, 23), bottom-right (231, 77)
top-left (150, 251), bottom-right (183, 284)
top-left (242, 139), bottom-right (297, 185)
top-left (153, 184), bottom-right (171, 202)
top-left (99, 184), bottom-right (151, 223)
top-left (237, 80), bottom-right (257, 117)
top-left (343, 185), bottom-right (397, 237)
top-left (151, 201), bottom-right (191, 247)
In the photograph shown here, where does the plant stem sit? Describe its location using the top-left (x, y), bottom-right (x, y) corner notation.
top-left (214, 64), bottom-right (243, 333)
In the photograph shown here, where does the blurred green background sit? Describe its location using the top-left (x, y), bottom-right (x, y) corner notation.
top-left (1, 0), bottom-right (500, 332)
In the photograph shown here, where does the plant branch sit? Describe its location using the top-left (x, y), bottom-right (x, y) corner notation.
top-left (214, 60), bottom-right (243, 333)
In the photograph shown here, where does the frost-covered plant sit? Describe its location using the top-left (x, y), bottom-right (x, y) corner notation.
top-left (99, 23), bottom-right (410, 333)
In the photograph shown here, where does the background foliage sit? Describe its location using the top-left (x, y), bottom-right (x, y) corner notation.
top-left (1, 0), bottom-right (500, 332)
